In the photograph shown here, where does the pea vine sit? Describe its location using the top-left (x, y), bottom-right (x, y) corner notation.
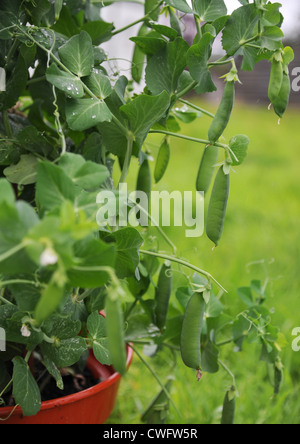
top-left (0, 0), bottom-right (292, 424)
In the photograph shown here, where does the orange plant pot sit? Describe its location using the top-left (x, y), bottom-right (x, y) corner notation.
top-left (0, 346), bottom-right (133, 424)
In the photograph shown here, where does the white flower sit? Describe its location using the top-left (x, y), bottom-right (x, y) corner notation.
top-left (40, 248), bottom-right (58, 267)
top-left (21, 324), bottom-right (31, 338)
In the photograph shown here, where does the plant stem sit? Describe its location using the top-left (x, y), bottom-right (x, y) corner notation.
top-left (218, 359), bottom-right (237, 389)
top-left (175, 80), bottom-right (199, 100)
top-left (149, 129), bottom-right (226, 149)
top-left (111, 0), bottom-right (164, 36)
top-left (129, 344), bottom-right (181, 417)
top-left (127, 197), bottom-right (177, 255)
top-left (178, 99), bottom-right (215, 119)
top-left (139, 249), bottom-right (227, 293)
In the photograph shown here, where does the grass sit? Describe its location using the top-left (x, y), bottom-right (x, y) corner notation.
top-left (108, 100), bottom-right (300, 425)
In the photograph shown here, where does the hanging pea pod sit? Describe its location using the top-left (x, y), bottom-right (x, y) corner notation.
top-left (196, 145), bottom-right (219, 195)
top-left (154, 262), bottom-right (173, 330)
top-left (169, 7), bottom-right (182, 37)
top-left (180, 292), bottom-right (205, 371)
top-left (105, 289), bottom-right (127, 375)
top-left (221, 389), bottom-right (236, 425)
top-left (268, 60), bottom-right (283, 104)
top-left (206, 167), bottom-right (230, 247)
top-left (54, 0), bottom-right (63, 21)
top-left (154, 137), bottom-right (170, 184)
top-left (273, 73), bottom-right (291, 119)
top-left (208, 81), bottom-right (235, 144)
top-left (137, 158), bottom-right (152, 198)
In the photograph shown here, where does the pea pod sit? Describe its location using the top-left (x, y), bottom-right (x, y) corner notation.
top-left (105, 291), bottom-right (127, 375)
top-left (137, 158), bottom-right (151, 197)
top-left (208, 81), bottom-right (235, 144)
top-left (181, 292), bottom-right (205, 370)
top-left (274, 364), bottom-right (283, 395)
top-left (196, 145), bottom-right (219, 195)
top-left (154, 138), bottom-right (170, 184)
top-left (273, 73), bottom-right (291, 118)
top-left (221, 390), bottom-right (236, 425)
top-left (206, 167), bottom-right (230, 246)
top-left (268, 60), bottom-right (283, 104)
top-left (154, 262), bottom-right (172, 330)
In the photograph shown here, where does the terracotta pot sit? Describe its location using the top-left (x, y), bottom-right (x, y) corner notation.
top-left (0, 346), bottom-right (133, 424)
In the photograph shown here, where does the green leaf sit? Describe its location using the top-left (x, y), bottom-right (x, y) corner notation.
top-left (102, 228), bottom-right (144, 278)
top-left (87, 312), bottom-right (111, 365)
top-left (41, 316), bottom-right (87, 367)
top-left (67, 237), bottom-right (116, 287)
top-left (58, 30), bottom-right (94, 77)
top-left (120, 91), bottom-right (170, 150)
top-left (237, 287), bottom-right (254, 306)
top-left (164, 0), bottom-right (193, 14)
top-left (83, 70), bottom-right (112, 99)
top-left (0, 53), bottom-right (28, 111)
top-left (36, 161), bottom-right (76, 211)
top-left (222, 4), bottom-right (259, 56)
top-left (59, 153), bottom-right (109, 189)
top-left (201, 341), bottom-right (219, 373)
top-left (12, 356), bottom-right (41, 416)
top-left (46, 63), bottom-right (85, 98)
top-left (145, 37), bottom-right (189, 95)
top-left (17, 126), bottom-right (53, 157)
top-left (35, 279), bottom-right (66, 325)
top-left (194, 0), bottom-right (227, 22)
top-left (82, 20), bottom-right (114, 45)
top-left (187, 32), bottom-right (217, 94)
top-left (4, 154), bottom-right (38, 185)
top-left (43, 354), bottom-right (64, 390)
top-left (229, 135), bottom-right (249, 166)
top-left (66, 98), bottom-right (112, 131)
top-left (0, 178), bottom-right (15, 205)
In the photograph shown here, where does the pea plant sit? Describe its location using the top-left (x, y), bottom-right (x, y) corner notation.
top-left (0, 0), bottom-right (293, 424)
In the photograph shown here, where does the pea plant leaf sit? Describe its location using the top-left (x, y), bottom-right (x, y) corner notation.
top-left (222, 4), bottom-right (259, 56)
top-left (164, 0), bottom-right (193, 14)
top-left (58, 153), bottom-right (110, 189)
top-left (145, 37), bottom-right (189, 95)
top-left (12, 356), bottom-right (41, 416)
top-left (66, 98), bottom-right (113, 131)
top-left (187, 32), bottom-right (217, 94)
top-left (46, 63), bottom-right (85, 98)
top-left (102, 227), bottom-right (144, 278)
top-left (87, 312), bottom-right (112, 365)
top-left (120, 91), bottom-right (170, 149)
top-left (83, 69), bottom-right (112, 99)
top-left (58, 30), bottom-right (94, 77)
top-left (36, 161), bottom-right (76, 211)
top-left (193, 0), bottom-right (227, 22)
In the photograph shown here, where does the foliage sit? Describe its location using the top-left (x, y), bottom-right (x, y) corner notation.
top-left (0, 0), bottom-right (293, 423)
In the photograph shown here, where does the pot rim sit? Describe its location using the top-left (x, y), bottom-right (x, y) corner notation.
top-left (0, 345), bottom-right (133, 418)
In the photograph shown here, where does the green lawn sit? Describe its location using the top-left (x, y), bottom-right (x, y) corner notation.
top-left (109, 101), bottom-right (300, 425)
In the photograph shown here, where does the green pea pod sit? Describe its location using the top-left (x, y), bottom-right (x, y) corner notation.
top-left (181, 292), bottom-right (205, 370)
top-left (106, 292), bottom-right (127, 375)
top-left (274, 365), bottom-right (283, 395)
top-left (273, 73), bottom-right (291, 118)
top-left (268, 60), bottom-right (283, 103)
top-left (196, 145), bottom-right (219, 195)
top-left (137, 158), bottom-right (152, 198)
top-left (54, 0), bottom-right (63, 21)
top-left (208, 81), bottom-right (235, 144)
top-left (132, 24), bottom-right (148, 84)
top-left (206, 167), bottom-right (230, 247)
top-left (154, 262), bottom-right (172, 330)
top-left (169, 8), bottom-right (182, 37)
top-left (221, 390), bottom-right (236, 425)
top-left (154, 138), bottom-right (170, 184)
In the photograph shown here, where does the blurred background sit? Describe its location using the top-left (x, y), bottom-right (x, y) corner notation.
top-left (101, 1), bottom-right (300, 424)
